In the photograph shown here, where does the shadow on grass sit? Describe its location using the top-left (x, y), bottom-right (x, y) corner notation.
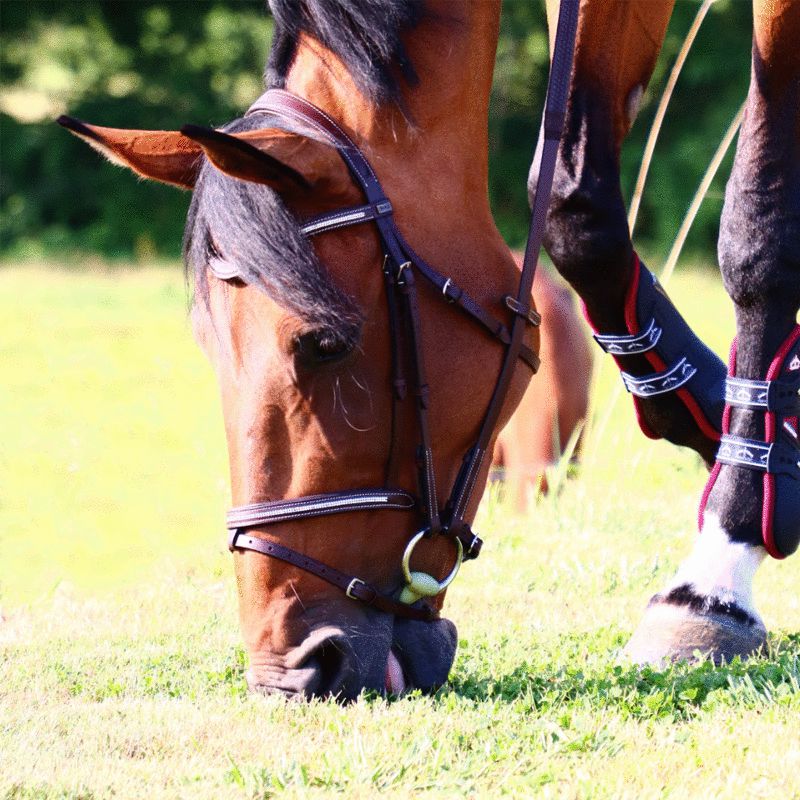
top-left (442, 631), bottom-right (800, 720)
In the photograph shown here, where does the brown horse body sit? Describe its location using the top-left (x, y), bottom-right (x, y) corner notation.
top-left (491, 264), bottom-right (591, 510)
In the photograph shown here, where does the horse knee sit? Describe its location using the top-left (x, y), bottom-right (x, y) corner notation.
top-left (532, 86), bottom-right (633, 300)
top-left (717, 49), bottom-right (800, 317)
top-left (544, 177), bottom-right (633, 295)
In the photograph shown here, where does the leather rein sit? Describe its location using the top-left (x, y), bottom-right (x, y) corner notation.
top-left (226, 0), bottom-right (580, 623)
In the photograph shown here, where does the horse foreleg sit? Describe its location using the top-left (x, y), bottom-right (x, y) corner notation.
top-left (539, 0), bottom-right (725, 465)
top-left (627, 0), bottom-right (800, 664)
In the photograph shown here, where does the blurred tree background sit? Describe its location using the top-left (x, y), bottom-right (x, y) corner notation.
top-left (1, 0), bottom-right (752, 263)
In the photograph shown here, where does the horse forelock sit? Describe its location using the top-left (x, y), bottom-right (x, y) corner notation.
top-left (183, 115), bottom-right (363, 351)
top-left (266, 0), bottom-right (425, 107)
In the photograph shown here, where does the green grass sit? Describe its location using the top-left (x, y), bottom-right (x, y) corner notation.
top-left (3, 262), bottom-right (800, 799)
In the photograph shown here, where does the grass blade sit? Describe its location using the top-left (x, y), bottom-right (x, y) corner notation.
top-left (628, 0), bottom-right (718, 235)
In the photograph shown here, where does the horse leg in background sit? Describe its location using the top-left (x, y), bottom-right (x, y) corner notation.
top-left (627, 0), bottom-right (800, 664)
top-left (538, 0), bottom-right (726, 466)
top-left (491, 266), bottom-right (592, 512)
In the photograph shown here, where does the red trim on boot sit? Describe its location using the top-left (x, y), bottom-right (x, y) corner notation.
top-left (583, 253), bottom-right (721, 443)
top-left (624, 256), bottom-right (721, 444)
top-left (761, 325), bottom-right (800, 559)
top-left (698, 339), bottom-right (737, 531)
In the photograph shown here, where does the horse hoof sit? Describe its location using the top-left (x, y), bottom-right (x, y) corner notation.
top-left (624, 599), bottom-right (767, 667)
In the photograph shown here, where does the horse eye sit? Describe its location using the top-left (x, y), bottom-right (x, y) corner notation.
top-left (293, 331), bottom-right (353, 367)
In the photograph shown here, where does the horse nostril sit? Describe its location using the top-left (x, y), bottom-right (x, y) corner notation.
top-left (301, 635), bottom-right (354, 699)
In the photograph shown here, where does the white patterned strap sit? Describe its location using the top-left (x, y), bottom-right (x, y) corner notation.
top-left (594, 318), bottom-right (662, 355)
top-left (621, 357), bottom-right (696, 398)
top-left (716, 435), bottom-right (800, 476)
top-left (725, 376), bottom-right (800, 414)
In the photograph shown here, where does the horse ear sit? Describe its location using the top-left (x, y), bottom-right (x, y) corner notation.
top-left (180, 125), bottom-right (311, 192)
top-left (179, 125), bottom-right (350, 200)
top-left (57, 116), bottom-right (202, 190)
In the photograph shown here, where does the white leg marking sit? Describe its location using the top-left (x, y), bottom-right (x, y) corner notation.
top-left (665, 512), bottom-right (766, 620)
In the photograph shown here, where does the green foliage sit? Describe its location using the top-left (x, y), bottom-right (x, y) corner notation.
top-left (1, 1), bottom-right (269, 259)
top-left (2, 2), bottom-right (752, 261)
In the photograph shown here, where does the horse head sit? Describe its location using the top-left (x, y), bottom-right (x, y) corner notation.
top-left (59, 0), bottom-right (541, 699)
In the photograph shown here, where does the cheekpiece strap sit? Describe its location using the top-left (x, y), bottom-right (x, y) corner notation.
top-left (716, 434), bottom-right (800, 477)
top-left (725, 375), bottom-right (800, 414)
top-left (621, 357), bottom-right (696, 398)
top-left (594, 318), bottom-right (662, 355)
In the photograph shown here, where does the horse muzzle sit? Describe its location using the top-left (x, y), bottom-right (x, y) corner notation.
top-left (245, 617), bottom-right (458, 701)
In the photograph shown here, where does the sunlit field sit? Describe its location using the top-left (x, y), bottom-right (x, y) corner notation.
top-left (3, 262), bottom-right (800, 799)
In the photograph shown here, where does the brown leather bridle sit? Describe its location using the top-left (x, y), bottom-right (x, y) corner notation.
top-left (226, 0), bottom-right (580, 623)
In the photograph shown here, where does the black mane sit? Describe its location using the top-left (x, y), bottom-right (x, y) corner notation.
top-left (267, 0), bottom-right (425, 107)
top-left (184, 1), bottom-right (427, 347)
top-left (184, 115), bottom-right (362, 352)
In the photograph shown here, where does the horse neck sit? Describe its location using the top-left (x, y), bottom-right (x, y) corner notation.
top-left (283, 1), bottom-right (500, 174)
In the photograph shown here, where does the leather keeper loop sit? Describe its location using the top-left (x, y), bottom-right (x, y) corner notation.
top-left (504, 295), bottom-right (542, 327)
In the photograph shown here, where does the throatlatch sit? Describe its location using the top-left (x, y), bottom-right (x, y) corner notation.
top-left (699, 326), bottom-right (800, 558)
top-left (589, 255), bottom-right (726, 444)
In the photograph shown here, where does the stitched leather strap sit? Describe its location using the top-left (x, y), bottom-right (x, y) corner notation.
top-left (226, 489), bottom-right (415, 529)
top-left (299, 200), bottom-right (394, 236)
top-left (228, 530), bottom-right (438, 622)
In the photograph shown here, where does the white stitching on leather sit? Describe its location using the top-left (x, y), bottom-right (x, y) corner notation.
top-left (300, 208), bottom-right (370, 235)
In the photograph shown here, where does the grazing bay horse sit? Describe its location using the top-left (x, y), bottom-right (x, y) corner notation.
top-left (541, 0), bottom-right (800, 662)
top-left (58, 0), bottom-right (798, 698)
top-left (60, 0), bottom-right (546, 698)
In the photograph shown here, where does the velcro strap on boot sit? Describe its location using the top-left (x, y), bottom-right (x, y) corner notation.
top-left (621, 357), bottom-right (697, 398)
top-left (594, 318), bottom-right (662, 355)
top-left (699, 325), bottom-right (800, 559)
top-left (586, 255), bottom-right (725, 442)
top-left (716, 434), bottom-right (800, 476)
top-left (725, 375), bottom-right (800, 414)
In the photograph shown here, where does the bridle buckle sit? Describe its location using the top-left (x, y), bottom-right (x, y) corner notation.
top-left (346, 577), bottom-right (366, 600)
top-left (466, 533), bottom-right (481, 558)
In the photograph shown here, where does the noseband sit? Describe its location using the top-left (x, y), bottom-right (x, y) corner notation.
top-left (226, 0), bottom-right (580, 622)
